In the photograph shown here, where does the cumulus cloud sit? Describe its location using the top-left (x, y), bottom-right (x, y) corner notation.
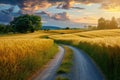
top-left (56, 1), bottom-right (84, 10)
top-left (36, 11), bottom-right (70, 21)
top-left (57, 0), bottom-right (74, 9)
top-left (51, 12), bottom-right (70, 21)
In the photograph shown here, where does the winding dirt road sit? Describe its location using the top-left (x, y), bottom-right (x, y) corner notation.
top-left (32, 46), bottom-right (64, 80)
top-left (32, 45), bottom-right (105, 80)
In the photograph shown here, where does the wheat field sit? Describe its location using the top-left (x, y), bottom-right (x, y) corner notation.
top-left (0, 32), bottom-right (58, 80)
top-left (49, 29), bottom-right (120, 80)
top-left (0, 29), bottom-right (120, 80)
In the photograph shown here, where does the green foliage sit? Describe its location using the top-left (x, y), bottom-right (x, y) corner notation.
top-left (0, 24), bottom-right (13, 33)
top-left (10, 14), bottom-right (42, 33)
top-left (65, 27), bottom-right (70, 30)
top-left (0, 24), bottom-right (5, 33)
top-left (56, 46), bottom-right (73, 80)
top-left (97, 17), bottom-right (118, 29)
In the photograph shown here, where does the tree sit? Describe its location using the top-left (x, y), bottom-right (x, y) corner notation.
top-left (87, 25), bottom-right (97, 30)
top-left (0, 24), bottom-right (13, 33)
top-left (97, 17), bottom-right (118, 29)
top-left (105, 20), bottom-right (111, 29)
top-left (97, 17), bottom-right (106, 29)
top-left (117, 18), bottom-right (120, 27)
top-left (65, 27), bottom-right (70, 30)
top-left (10, 14), bottom-right (42, 33)
top-left (109, 17), bottom-right (118, 29)
top-left (0, 24), bottom-right (5, 33)
top-left (29, 15), bottom-right (42, 31)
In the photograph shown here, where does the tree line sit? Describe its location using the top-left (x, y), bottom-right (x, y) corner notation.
top-left (86, 17), bottom-right (119, 30)
top-left (0, 15), bottom-right (119, 34)
top-left (97, 17), bottom-right (118, 29)
top-left (0, 14), bottom-right (42, 33)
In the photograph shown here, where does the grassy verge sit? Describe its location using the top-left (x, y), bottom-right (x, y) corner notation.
top-left (56, 46), bottom-right (73, 80)
top-left (0, 39), bottom-right (58, 80)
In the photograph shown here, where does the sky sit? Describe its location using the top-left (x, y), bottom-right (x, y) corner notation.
top-left (0, 0), bottom-right (120, 28)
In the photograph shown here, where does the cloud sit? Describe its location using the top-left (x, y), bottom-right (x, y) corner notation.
top-left (0, 0), bottom-right (91, 13)
top-left (21, 1), bottom-right (52, 14)
top-left (51, 12), bottom-right (70, 21)
top-left (1, 6), bottom-right (14, 14)
top-left (42, 18), bottom-right (85, 28)
top-left (36, 11), bottom-right (70, 21)
top-left (57, 0), bottom-right (74, 9)
top-left (0, 9), bottom-right (13, 22)
top-left (35, 11), bottom-right (51, 17)
top-left (72, 16), bottom-right (98, 24)
top-left (56, 1), bottom-right (85, 10)
top-left (100, 0), bottom-right (120, 11)
top-left (1, 0), bottom-right (120, 13)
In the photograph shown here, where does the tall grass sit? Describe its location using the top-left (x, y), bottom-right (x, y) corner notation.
top-left (50, 29), bottom-right (120, 80)
top-left (74, 38), bottom-right (120, 80)
top-left (0, 39), bottom-right (58, 80)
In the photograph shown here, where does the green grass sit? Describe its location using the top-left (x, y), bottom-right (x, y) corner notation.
top-left (56, 46), bottom-right (73, 80)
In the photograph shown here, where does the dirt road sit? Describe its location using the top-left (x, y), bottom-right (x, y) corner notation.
top-left (32, 45), bottom-right (105, 80)
top-left (32, 46), bottom-right (64, 80)
top-left (67, 45), bottom-right (105, 80)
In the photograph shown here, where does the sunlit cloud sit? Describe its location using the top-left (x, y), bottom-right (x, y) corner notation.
top-left (1, 0), bottom-right (120, 12)
top-left (100, 0), bottom-right (120, 12)
top-left (1, 0), bottom-right (120, 25)
top-left (102, 7), bottom-right (120, 12)
top-left (72, 16), bottom-right (98, 24)
top-left (22, 1), bottom-right (52, 14)
top-left (36, 11), bottom-right (70, 21)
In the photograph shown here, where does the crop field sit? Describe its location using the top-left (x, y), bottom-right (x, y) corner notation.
top-left (0, 31), bottom-right (52, 39)
top-left (74, 29), bottom-right (120, 38)
top-left (0, 33), bottom-right (58, 80)
top-left (49, 29), bottom-right (120, 80)
top-left (0, 29), bottom-right (120, 80)
top-left (47, 30), bottom-right (84, 34)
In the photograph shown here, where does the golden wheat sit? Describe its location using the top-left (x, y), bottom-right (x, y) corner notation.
top-left (0, 39), bottom-right (57, 80)
top-left (50, 29), bottom-right (120, 80)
